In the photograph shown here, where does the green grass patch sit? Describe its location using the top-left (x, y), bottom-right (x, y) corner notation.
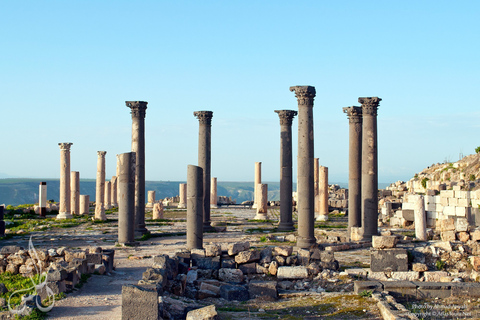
top-left (314, 224), bottom-right (347, 229)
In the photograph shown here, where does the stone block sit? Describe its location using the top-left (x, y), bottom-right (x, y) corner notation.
top-left (458, 198), bottom-right (469, 207)
top-left (190, 249), bottom-right (205, 260)
top-left (399, 209), bottom-right (414, 221)
top-left (221, 257), bottom-right (236, 269)
top-left (456, 218), bottom-right (469, 232)
top-left (186, 269), bottom-right (197, 284)
top-left (441, 231), bottom-right (456, 241)
top-left (449, 198), bottom-right (458, 206)
top-left (424, 271), bottom-right (449, 282)
top-left (456, 207), bottom-right (467, 217)
top-left (38, 280), bottom-right (66, 301)
top-left (320, 251), bottom-right (335, 263)
top-left (199, 282), bottom-right (220, 296)
top-left (402, 202), bottom-right (415, 210)
top-left (412, 263), bottom-right (428, 272)
top-left (273, 246), bottom-right (293, 257)
top-left (390, 271), bottom-right (420, 281)
top-left (415, 282), bottom-right (452, 299)
top-left (457, 232), bottom-right (470, 242)
top-left (451, 282), bottom-right (480, 298)
top-left (239, 262), bottom-right (257, 274)
top-left (65, 269), bottom-right (79, 287)
top-left (235, 250), bottom-right (260, 264)
top-left (471, 229), bottom-right (480, 241)
top-left (268, 261), bottom-right (278, 276)
top-left (218, 268), bottom-right (243, 283)
top-left (470, 256), bottom-right (480, 271)
top-left (440, 196), bottom-right (449, 206)
top-left (227, 242), bottom-right (249, 256)
top-left (353, 281), bottom-right (382, 294)
top-left (372, 236), bottom-right (397, 249)
top-left (381, 281), bottom-right (417, 299)
top-left (443, 206), bottom-right (456, 216)
top-left (69, 258), bottom-right (87, 276)
top-left (370, 249), bottom-right (408, 272)
top-left (455, 190), bottom-right (467, 199)
top-left (277, 266), bottom-right (308, 279)
top-left (94, 264), bottom-right (106, 275)
top-left (219, 284), bottom-right (249, 301)
top-left (86, 263), bottom-right (95, 274)
top-left (193, 257), bottom-right (221, 270)
top-left (248, 280), bottom-right (277, 299)
top-left (441, 190), bottom-right (455, 198)
top-left (204, 244), bottom-right (222, 257)
top-left (122, 285), bottom-right (159, 320)
top-left (186, 305), bottom-right (219, 320)
top-left (438, 218), bottom-right (455, 231)
top-left (46, 268), bottom-right (67, 281)
top-left (86, 253), bottom-right (103, 264)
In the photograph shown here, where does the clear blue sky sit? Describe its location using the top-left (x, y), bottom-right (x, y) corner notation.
top-left (1, 1), bottom-right (479, 184)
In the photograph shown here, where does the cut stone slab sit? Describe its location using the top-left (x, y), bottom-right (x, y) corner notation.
top-left (235, 250), bottom-right (260, 264)
top-left (248, 280), bottom-right (277, 299)
top-left (381, 281), bottom-right (417, 299)
top-left (424, 271), bottom-right (449, 282)
top-left (415, 282), bottom-right (452, 299)
top-left (186, 305), bottom-right (219, 320)
top-left (227, 242), bottom-right (250, 256)
top-left (451, 282), bottom-right (480, 298)
top-left (320, 251), bottom-right (335, 263)
top-left (353, 281), bottom-right (382, 294)
top-left (239, 262), bottom-right (257, 274)
top-left (122, 285), bottom-right (159, 320)
top-left (370, 249), bottom-right (408, 272)
top-left (218, 268), bottom-right (243, 283)
top-left (219, 284), bottom-right (249, 301)
top-left (204, 244), bottom-right (222, 257)
top-left (372, 236), bottom-right (397, 249)
top-left (277, 266), bottom-right (308, 280)
top-left (441, 231), bottom-right (456, 241)
top-left (273, 246), bottom-right (293, 257)
top-left (412, 263), bottom-right (428, 272)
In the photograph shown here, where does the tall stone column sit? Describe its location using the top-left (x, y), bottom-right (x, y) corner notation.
top-left (314, 158), bottom-right (320, 215)
top-left (194, 111), bottom-right (213, 231)
top-left (254, 184), bottom-right (268, 220)
top-left (126, 101), bottom-right (148, 235)
top-left (178, 183), bottom-right (187, 208)
top-left (187, 165), bottom-right (203, 250)
top-left (414, 195), bottom-right (427, 241)
top-left (253, 162), bottom-right (262, 208)
top-left (118, 152), bottom-right (136, 245)
top-left (210, 177), bottom-right (218, 208)
top-left (39, 182), bottom-right (47, 217)
top-left (71, 171), bottom-right (80, 215)
top-left (290, 85), bottom-right (316, 248)
top-left (359, 97), bottom-right (381, 240)
top-left (275, 110), bottom-right (297, 231)
top-left (57, 142), bottom-right (73, 219)
top-left (317, 166), bottom-right (329, 221)
top-left (95, 151), bottom-right (107, 221)
top-left (111, 176), bottom-right (118, 207)
top-left (80, 195), bottom-right (90, 215)
top-left (343, 106), bottom-right (362, 241)
top-left (105, 181), bottom-right (112, 210)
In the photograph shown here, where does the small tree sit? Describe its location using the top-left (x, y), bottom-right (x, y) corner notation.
top-left (476, 146), bottom-right (480, 153)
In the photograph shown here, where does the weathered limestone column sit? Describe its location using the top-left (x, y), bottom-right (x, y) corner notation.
top-left (80, 195), bottom-right (90, 215)
top-left (147, 191), bottom-right (156, 208)
top-left (126, 101), bottom-right (148, 235)
top-left (116, 155), bottom-right (121, 208)
top-left (178, 183), bottom-right (187, 208)
top-left (253, 162), bottom-right (262, 208)
top-left (275, 110), bottom-right (297, 231)
top-left (343, 106), bottom-right (362, 241)
top-left (254, 184), bottom-right (268, 220)
top-left (187, 165), bottom-right (203, 250)
top-left (57, 142), bottom-right (73, 219)
top-left (414, 195), bottom-right (427, 241)
top-left (317, 166), bottom-right (329, 221)
top-left (153, 202), bottom-right (164, 220)
top-left (118, 152), bottom-right (136, 245)
top-left (210, 177), bottom-right (218, 208)
top-left (359, 97), bottom-right (381, 240)
top-left (104, 181), bottom-right (112, 210)
top-left (95, 151), bottom-right (107, 221)
top-left (194, 111), bottom-right (213, 231)
top-left (39, 182), bottom-right (47, 217)
top-left (70, 171), bottom-right (80, 215)
top-left (290, 85), bottom-right (316, 248)
top-left (111, 176), bottom-right (118, 207)
top-left (314, 158), bottom-right (320, 215)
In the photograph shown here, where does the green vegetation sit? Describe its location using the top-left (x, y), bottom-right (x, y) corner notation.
top-left (436, 259), bottom-right (446, 270)
top-left (475, 146), bottom-right (480, 153)
top-left (259, 235), bottom-right (267, 242)
top-left (359, 290), bottom-right (373, 297)
top-left (314, 224), bottom-right (347, 229)
top-left (470, 174), bottom-right (476, 181)
top-left (421, 177), bottom-right (429, 189)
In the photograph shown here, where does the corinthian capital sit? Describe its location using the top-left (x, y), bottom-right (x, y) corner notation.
top-left (194, 111), bottom-right (213, 125)
top-left (358, 97), bottom-right (381, 116)
top-left (343, 106), bottom-right (362, 124)
top-left (126, 101), bottom-right (148, 119)
top-left (275, 110), bottom-right (298, 126)
top-left (58, 143), bottom-right (73, 151)
top-left (97, 151), bottom-right (107, 158)
top-left (289, 86), bottom-right (316, 106)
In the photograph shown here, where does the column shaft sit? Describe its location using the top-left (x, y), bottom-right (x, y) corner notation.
top-left (111, 176), bottom-right (118, 207)
top-left (95, 151), bottom-right (107, 220)
top-left (414, 195), bottom-right (427, 240)
top-left (210, 177), bottom-right (218, 208)
top-left (317, 166), bottom-right (329, 221)
top-left (71, 171), bottom-right (80, 215)
top-left (178, 183), bottom-right (187, 208)
top-left (57, 143), bottom-right (73, 219)
top-left (39, 182), bottom-right (47, 217)
top-left (253, 162), bottom-right (262, 208)
top-left (80, 195), bottom-right (90, 215)
top-left (187, 165), bottom-right (203, 249)
top-left (105, 181), bottom-right (112, 210)
top-left (118, 152), bottom-right (136, 245)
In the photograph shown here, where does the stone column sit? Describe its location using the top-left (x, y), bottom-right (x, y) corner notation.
top-left (111, 176), bottom-right (118, 207)
top-left (314, 158), bottom-right (319, 215)
top-left (253, 162), bottom-right (262, 208)
top-left (153, 202), bottom-right (164, 220)
top-left (57, 142), bottom-right (73, 219)
top-left (359, 97), bottom-right (381, 240)
top-left (343, 106), bottom-right (362, 241)
top-left (317, 166), bottom-right (329, 221)
top-left (147, 191), bottom-right (156, 208)
top-left (127, 101), bottom-right (148, 235)
top-left (80, 195), bottom-right (90, 215)
top-left (178, 183), bottom-right (187, 208)
top-left (70, 171), bottom-right (80, 215)
top-left (104, 181), bottom-right (112, 210)
top-left (116, 155), bottom-right (121, 208)
top-left (254, 184), bottom-right (268, 220)
top-left (275, 110), bottom-right (297, 231)
top-left (290, 85), bottom-right (316, 248)
top-left (210, 177), bottom-right (218, 208)
top-left (118, 152), bottom-right (136, 245)
top-left (194, 111), bottom-right (213, 231)
top-left (39, 182), bottom-right (47, 217)
top-left (187, 165), bottom-right (203, 250)
top-left (414, 195), bottom-right (427, 240)
top-left (95, 151), bottom-right (107, 221)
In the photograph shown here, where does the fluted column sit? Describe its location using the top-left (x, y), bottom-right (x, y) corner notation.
top-left (275, 110), bottom-right (297, 231)
top-left (359, 97), bottom-right (381, 240)
top-left (71, 171), bottom-right (80, 215)
top-left (253, 162), bottom-right (262, 208)
top-left (194, 111), bottom-right (213, 231)
top-left (126, 101), bottom-right (148, 235)
top-left (290, 85), bottom-right (316, 248)
top-left (210, 177), bottom-right (218, 208)
top-left (57, 142), bottom-right (73, 219)
top-left (343, 106), bottom-right (362, 241)
top-left (95, 151), bottom-right (107, 220)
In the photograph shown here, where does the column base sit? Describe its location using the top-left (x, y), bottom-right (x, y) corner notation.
top-left (210, 205), bottom-right (218, 209)
top-left (203, 223), bottom-right (214, 232)
top-left (315, 214), bottom-right (329, 221)
top-left (177, 204), bottom-right (186, 209)
top-left (277, 222), bottom-right (295, 231)
top-left (135, 225), bottom-right (149, 235)
top-left (253, 213), bottom-right (268, 220)
top-left (56, 212), bottom-right (73, 220)
top-left (296, 236), bottom-right (316, 249)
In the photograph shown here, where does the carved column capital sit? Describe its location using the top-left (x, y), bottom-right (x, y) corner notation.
top-left (343, 106), bottom-right (363, 123)
top-left (289, 86), bottom-right (316, 106)
top-left (58, 142), bottom-right (73, 151)
top-left (126, 101), bottom-right (148, 119)
top-left (358, 97), bottom-right (381, 116)
top-left (97, 151), bottom-right (107, 158)
top-left (194, 111), bottom-right (213, 125)
top-left (275, 110), bottom-right (298, 126)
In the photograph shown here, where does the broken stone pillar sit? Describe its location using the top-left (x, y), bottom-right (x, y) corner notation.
top-left (146, 190), bottom-right (155, 208)
top-left (95, 151), bottom-right (107, 221)
top-left (414, 195), bottom-right (427, 241)
top-left (70, 171), bottom-right (80, 215)
top-left (290, 85), bottom-right (316, 248)
top-left (57, 142), bottom-right (73, 219)
top-left (178, 183), bottom-right (187, 209)
top-left (343, 106), bottom-right (362, 241)
top-left (80, 195), bottom-right (90, 215)
top-left (211, 177), bottom-right (218, 208)
top-left (194, 110), bottom-right (213, 231)
top-left (254, 184), bottom-right (268, 220)
top-left (314, 158), bottom-right (320, 215)
top-left (118, 152), bottom-right (136, 245)
top-left (359, 97), bottom-right (381, 240)
top-left (126, 101), bottom-right (148, 235)
top-left (39, 182), bottom-right (47, 217)
top-left (253, 162), bottom-right (262, 209)
top-left (153, 202), bottom-right (164, 220)
top-left (317, 166), bottom-right (329, 221)
top-left (187, 165), bottom-right (203, 250)
top-left (275, 110), bottom-right (297, 231)
top-left (111, 176), bottom-right (118, 207)
top-left (104, 181), bottom-right (112, 210)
